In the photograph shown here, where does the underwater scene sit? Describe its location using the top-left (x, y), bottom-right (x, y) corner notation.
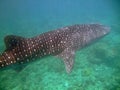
top-left (0, 0), bottom-right (120, 90)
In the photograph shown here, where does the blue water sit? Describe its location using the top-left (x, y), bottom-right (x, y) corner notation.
top-left (0, 0), bottom-right (120, 90)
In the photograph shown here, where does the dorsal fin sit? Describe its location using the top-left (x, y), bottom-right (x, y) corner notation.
top-left (4, 35), bottom-right (25, 50)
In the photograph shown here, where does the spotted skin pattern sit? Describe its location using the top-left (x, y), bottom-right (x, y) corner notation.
top-left (0, 24), bottom-right (110, 73)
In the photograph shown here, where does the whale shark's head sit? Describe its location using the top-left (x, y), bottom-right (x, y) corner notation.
top-left (87, 24), bottom-right (110, 39)
top-left (80, 24), bottom-right (110, 46)
top-left (93, 24), bottom-right (110, 37)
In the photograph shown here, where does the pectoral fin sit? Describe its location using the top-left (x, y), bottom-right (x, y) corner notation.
top-left (57, 48), bottom-right (75, 73)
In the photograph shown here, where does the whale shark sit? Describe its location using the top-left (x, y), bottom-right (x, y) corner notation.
top-left (0, 24), bottom-right (110, 73)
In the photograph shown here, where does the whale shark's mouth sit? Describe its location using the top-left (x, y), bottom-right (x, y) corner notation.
top-left (97, 24), bottom-right (110, 35)
top-left (102, 25), bottom-right (110, 35)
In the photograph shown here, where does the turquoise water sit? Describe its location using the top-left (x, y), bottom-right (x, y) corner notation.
top-left (0, 0), bottom-right (120, 90)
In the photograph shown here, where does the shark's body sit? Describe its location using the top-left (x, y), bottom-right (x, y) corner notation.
top-left (0, 24), bottom-right (110, 73)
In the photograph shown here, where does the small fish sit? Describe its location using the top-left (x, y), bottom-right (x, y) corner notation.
top-left (0, 24), bottom-right (110, 73)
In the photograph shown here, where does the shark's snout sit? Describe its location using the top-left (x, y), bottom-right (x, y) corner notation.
top-left (96, 24), bottom-right (110, 36)
top-left (103, 26), bottom-right (110, 35)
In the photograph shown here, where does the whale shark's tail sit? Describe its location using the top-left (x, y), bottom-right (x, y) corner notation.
top-left (0, 51), bottom-right (15, 68)
top-left (0, 35), bottom-right (25, 68)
